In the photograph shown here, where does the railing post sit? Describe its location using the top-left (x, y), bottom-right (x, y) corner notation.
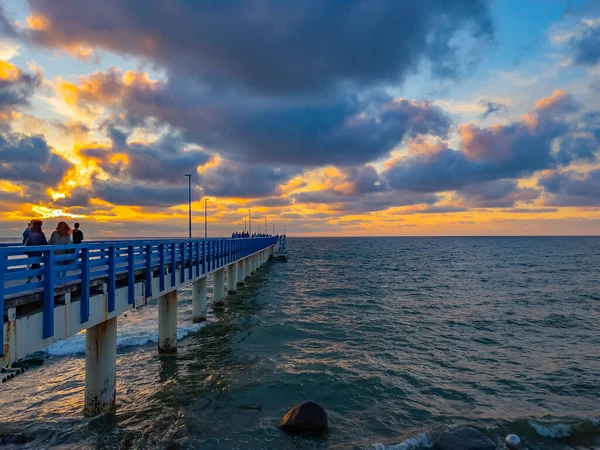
top-left (179, 241), bottom-right (185, 283)
top-left (195, 241), bottom-right (201, 277)
top-left (0, 253), bottom-right (4, 356)
top-left (107, 246), bottom-right (116, 313)
top-left (207, 240), bottom-right (212, 272)
top-left (128, 245), bottom-right (135, 305)
top-left (170, 243), bottom-right (176, 287)
top-left (202, 241), bottom-right (206, 274)
top-left (42, 249), bottom-right (55, 339)
top-left (146, 244), bottom-right (153, 299)
top-left (159, 243), bottom-right (165, 292)
top-left (81, 247), bottom-right (90, 323)
top-left (188, 241), bottom-right (193, 280)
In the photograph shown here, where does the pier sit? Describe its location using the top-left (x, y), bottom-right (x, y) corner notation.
top-left (0, 236), bottom-right (277, 416)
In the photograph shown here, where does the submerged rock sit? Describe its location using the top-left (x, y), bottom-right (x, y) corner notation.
top-left (434, 427), bottom-right (495, 450)
top-left (280, 401), bottom-right (328, 434)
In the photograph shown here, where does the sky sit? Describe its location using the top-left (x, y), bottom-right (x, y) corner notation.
top-left (0, 0), bottom-right (599, 237)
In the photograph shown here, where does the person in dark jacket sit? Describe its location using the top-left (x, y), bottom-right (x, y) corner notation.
top-left (72, 222), bottom-right (84, 244)
top-left (22, 221), bottom-right (32, 245)
top-left (25, 220), bottom-right (47, 282)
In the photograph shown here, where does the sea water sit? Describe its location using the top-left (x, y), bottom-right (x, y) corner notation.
top-left (0, 237), bottom-right (599, 449)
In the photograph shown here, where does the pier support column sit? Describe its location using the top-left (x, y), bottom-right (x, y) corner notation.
top-left (243, 257), bottom-right (249, 279)
top-left (213, 269), bottom-right (225, 309)
top-left (192, 277), bottom-right (207, 323)
top-left (227, 263), bottom-right (237, 293)
top-left (84, 316), bottom-right (117, 417)
top-left (158, 290), bottom-right (178, 354)
top-left (236, 260), bottom-right (245, 286)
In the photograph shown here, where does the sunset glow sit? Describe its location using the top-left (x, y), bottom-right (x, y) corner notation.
top-left (0, 0), bottom-right (599, 237)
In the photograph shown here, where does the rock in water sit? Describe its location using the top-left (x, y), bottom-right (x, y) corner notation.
top-left (434, 427), bottom-right (495, 450)
top-left (279, 401), bottom-right (328, 434)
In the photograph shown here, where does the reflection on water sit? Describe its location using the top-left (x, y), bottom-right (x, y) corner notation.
top-left (0, 237), bottom-right (599, 449)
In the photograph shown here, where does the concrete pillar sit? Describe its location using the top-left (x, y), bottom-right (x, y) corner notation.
top-left (243, 257), bottom-right (249, 279)
top-left (236, 260), bottom-right (245, 286)
top-left (158, 290), bottom-right (178, 354)
top-left (192, 277), bottom-right (207, 323)
top-left (227, 263), bottom-right (237, 293)
top-left (84, 316), bottom-right (117, 416)
top-left (213, 269), bottom-right (225, 308)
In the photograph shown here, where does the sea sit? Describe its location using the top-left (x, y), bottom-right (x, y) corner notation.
top-left (0, 236), bottom-right (599, 449)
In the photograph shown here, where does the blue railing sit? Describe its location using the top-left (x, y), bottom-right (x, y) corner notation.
top-left (0, 237), bottom-right (276, 356)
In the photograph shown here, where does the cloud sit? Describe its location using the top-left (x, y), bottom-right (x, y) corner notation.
top-left (26, 0), bottom-right (493, 94)
top-left (539, 169), bottom-right (600, 206)
top-left (479, 100), bottom-right (508, 119)
top-left (80, 131), bottom-right (213, 184)
top-left (568, 18), bottom-right (600, 66)
top-left (0, 59), bottom-right (42, 115)
top-left (293, 189), bottom-right (437, 213)
top-left (0, 132), bottom-right (72, 186)
top-left (386, 90), bottom-right (594, 193)
top-left (91, 181), bottom-right (200, 207)
top-left (198, 161), bottom-right (298, 198)
top-left (58, 69), bottom-right (453, 166)
top-left (457, 179), bottom-right (540, 208)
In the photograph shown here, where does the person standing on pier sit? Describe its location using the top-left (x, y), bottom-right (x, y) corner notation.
top-left (22, 221), bottom-right (32, 245)
top-left (49, 222), bottom-right (72, 277)
top-left (72, 222), bottom-right (84, 244)
top-left (24, 220), bottom-right (47, 283)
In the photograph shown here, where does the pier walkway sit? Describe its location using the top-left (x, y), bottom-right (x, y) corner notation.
top-left (0, 236), bottom-right (277, 415)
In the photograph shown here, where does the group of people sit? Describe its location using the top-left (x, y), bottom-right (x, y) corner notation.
top-left (22, 220), bottom-right (84, 282)
top-left (231, 232), bottom-right (272, 238)
top-left (22, 220), bottom-right (84, 247)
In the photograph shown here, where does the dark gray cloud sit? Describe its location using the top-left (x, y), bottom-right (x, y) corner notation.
top-left (0, 61), bottom-right (42, 114)
top-left (568, 21), bottom-right (600, 66)
top-left (69, 72), bottom-right (453, 166)
top-left (479, 100), bottom-right (508, 119)
top-left (341, 165), bottom-right (388, 194)
top-left (539, 169), bottom-right (600, 206)
top-left (25, 0), bottom-right (493, 94)
top-left (92, 181), bottom-right (201, 207)
top-left (458, 179), bottom-right (540, 208)
top-left (0, 132), bottom-right (72, 186)
top-left (198, 162), bottom-right (298, 198)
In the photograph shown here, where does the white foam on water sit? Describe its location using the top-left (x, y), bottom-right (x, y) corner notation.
top-left (528, 421), bottom-right (572, 438)
top-left (373, 432), bottom-right (433, 450)
top-left (44, 320), bottom-right (208, 356)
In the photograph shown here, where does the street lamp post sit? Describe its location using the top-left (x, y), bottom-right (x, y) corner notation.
top-left (204, 198), bottom-right (209, 239)
top-left (248, 209), bottom-right (252, 236)
top-left (184, 174), bottom-right (192, 239)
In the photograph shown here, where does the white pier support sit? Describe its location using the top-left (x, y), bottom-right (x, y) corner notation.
top-left (236, 260), bottom-right (245, 286)
top-left (227, 263), bottom-right (237, 293)
top-left (158, 290), bottom-right (178, 354)
top-left (213, 269), bottom-right (225, 308)
top-left (84, 316), bottom-right (117, 416)
top-left (192, 277), bottom-right (207, 323)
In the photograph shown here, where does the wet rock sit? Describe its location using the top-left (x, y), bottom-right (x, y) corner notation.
top-left (434, 427), bottom-right (495, 450)
top-left (280, 401), bottom-right (328, 434)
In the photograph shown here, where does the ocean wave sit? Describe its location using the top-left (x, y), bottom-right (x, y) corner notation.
top-left (44, 322), bottom-right (208, 356)
top-left (373, 432), bottom-right (433, 450)
top-left (528, 421), bottom-right (572, 438)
